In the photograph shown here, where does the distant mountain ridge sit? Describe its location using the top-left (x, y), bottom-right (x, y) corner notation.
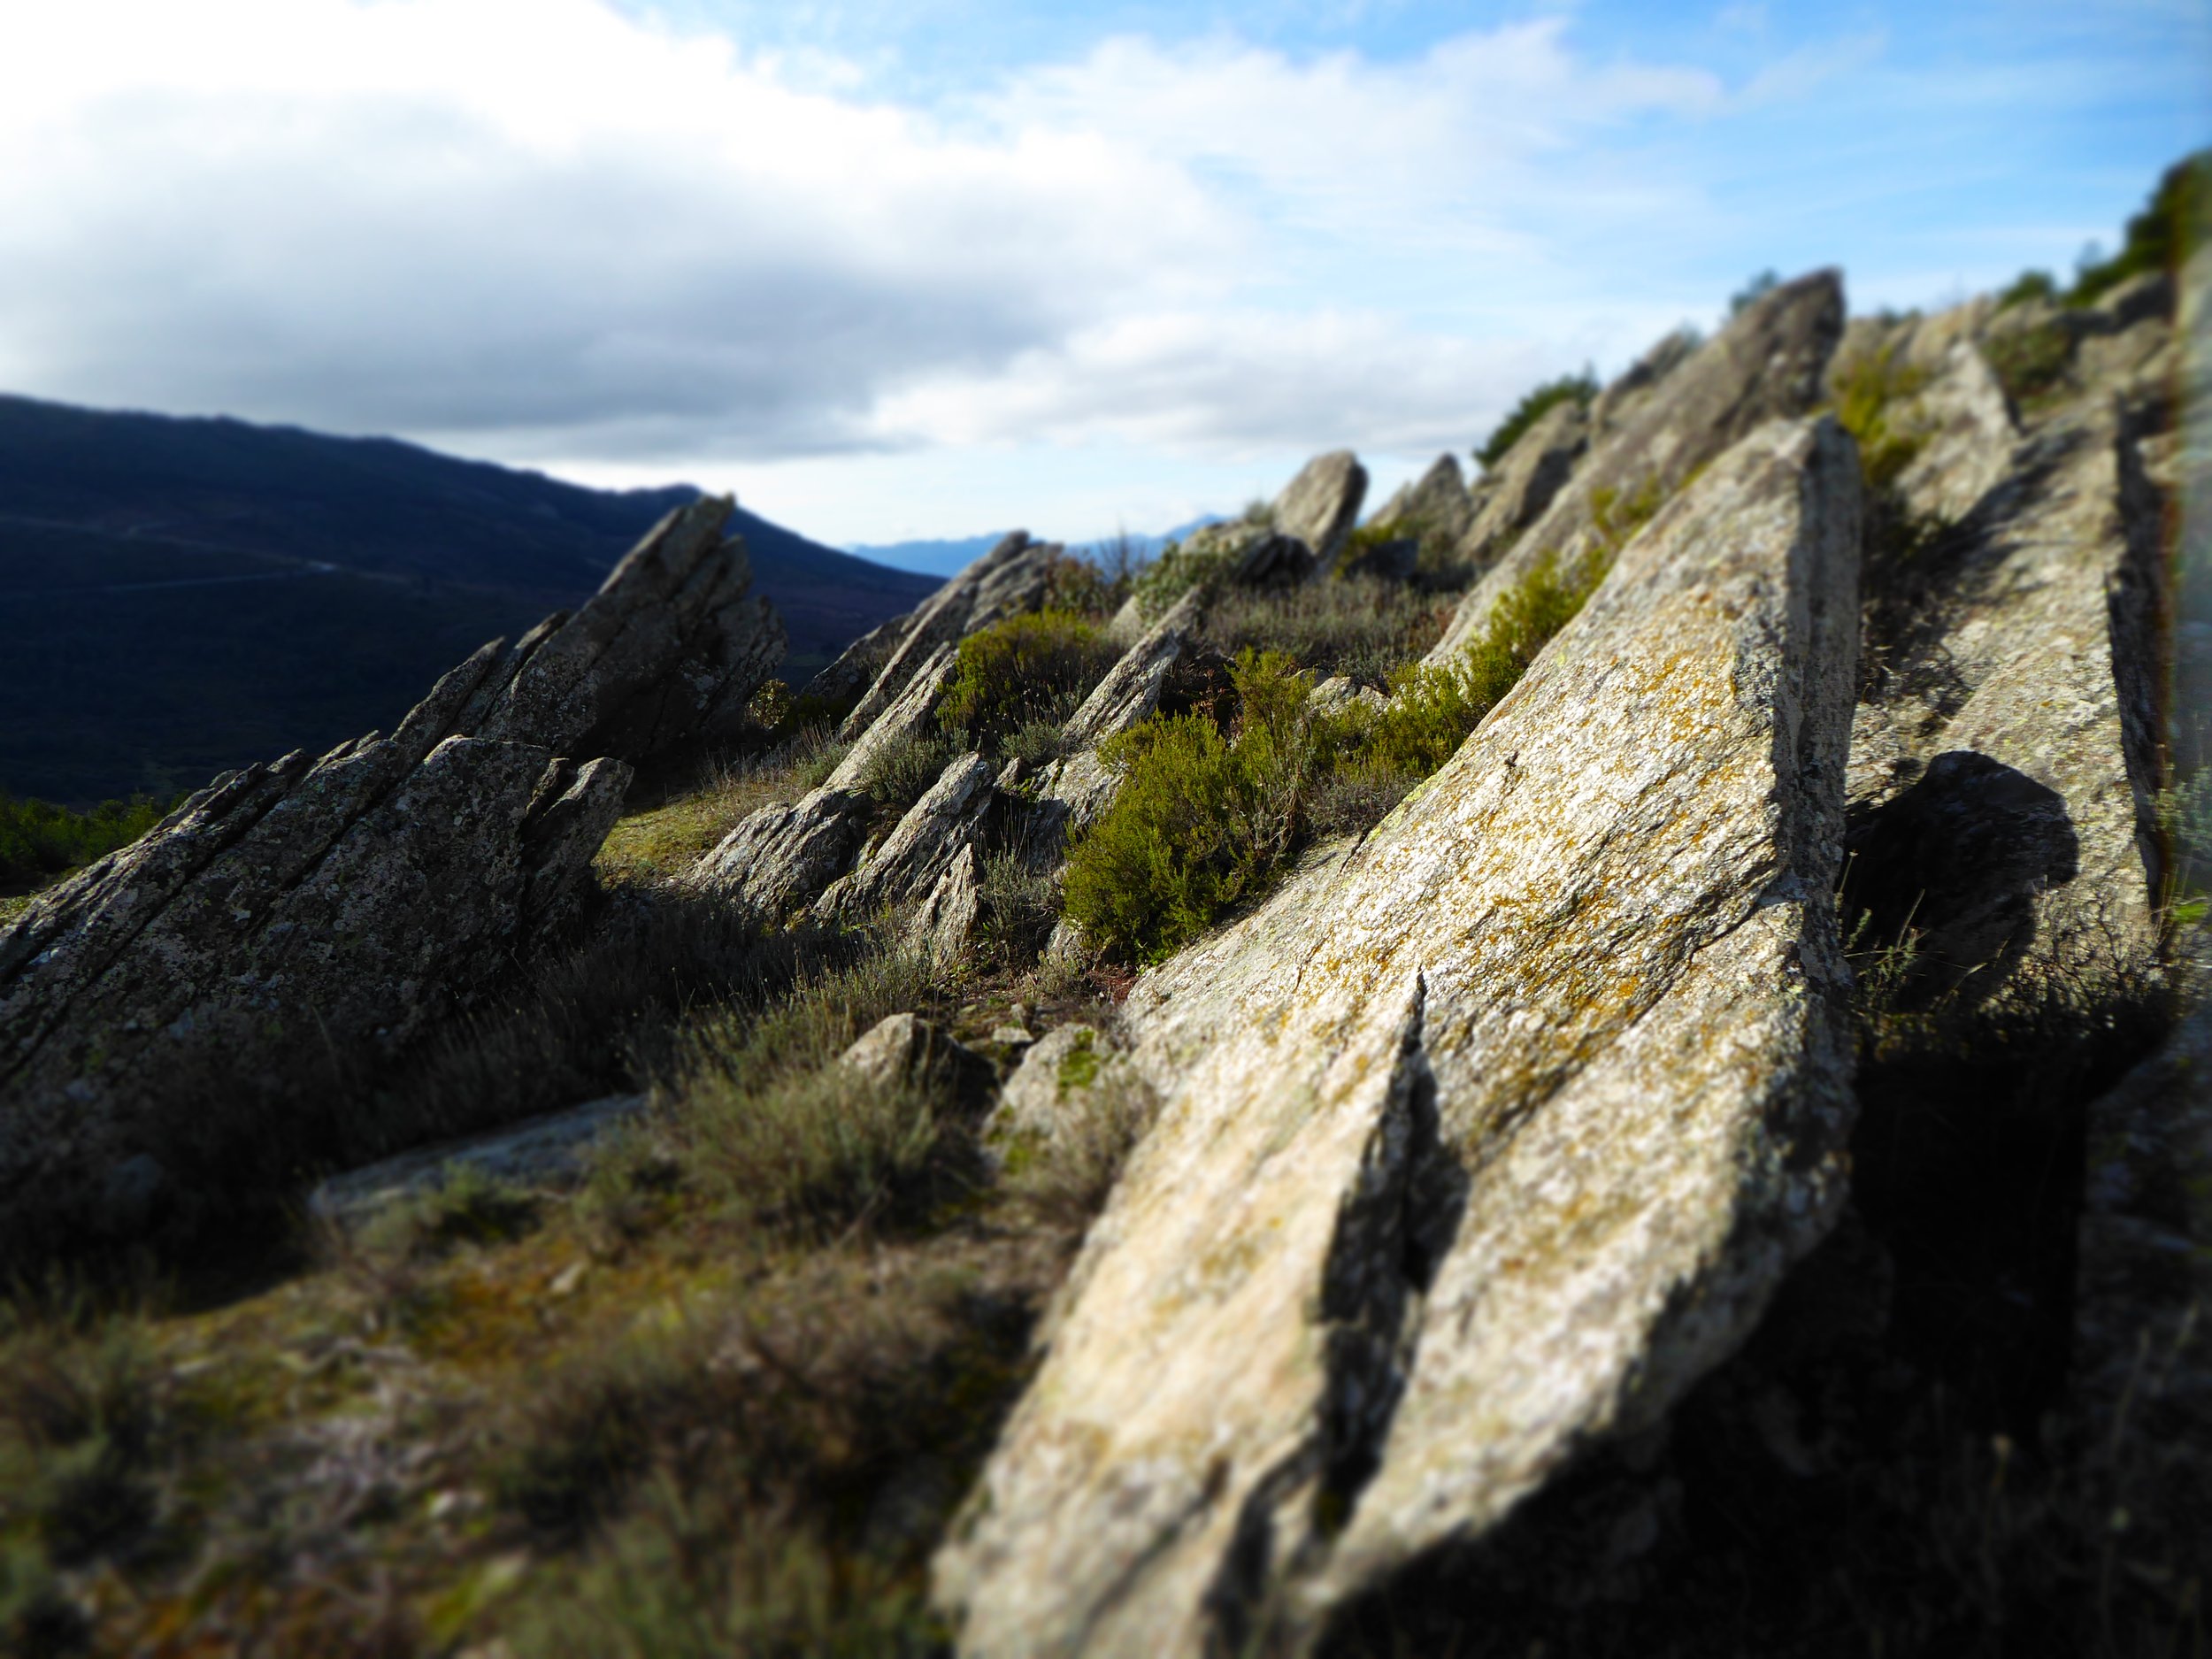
top-left (848, 518), bottom-right (1222, 578)
top-left (0, 394), bottom-right (938, 804)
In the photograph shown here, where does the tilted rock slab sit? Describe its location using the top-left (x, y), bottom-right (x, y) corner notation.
top-left (1587, 325), bottom-right (1701, 441)
top-left (1272, 449), bottom-right (1368, 568)
top-left (839, 533), bottom-right (1064, 737)
top-left (693, 645), bottom-right (963, 919)
top-left (0, 648), bottom-right (631, 1249)
top-left (819, 752), bottom-right (995, 920)
top-left (1455, 396), bottom-right (1589, 569)
top-left (467, 495), bottom-right (786, 764)
top-left (1430, 271), bottom-right (1842, 664)
top-left (1367, 454), bottom-right (1475, 552)
top-left (1847, 390), bottom-right (2168, 1002)
top-left (936, 416), bottom-right (1863, 1655)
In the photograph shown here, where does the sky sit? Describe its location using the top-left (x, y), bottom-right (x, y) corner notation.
top-left (0, 0), bottom-right (2204, 554)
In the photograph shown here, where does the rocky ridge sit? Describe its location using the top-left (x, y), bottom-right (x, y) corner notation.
top-left (0, 212), bottom-right (2200, 1659)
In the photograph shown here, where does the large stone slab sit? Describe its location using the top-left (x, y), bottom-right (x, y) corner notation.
top-left (1847, 393), bottom-right (2168, 1004)
top-left (1429, 271), bottom-right (1842, 663)
top-left (468, 494), bottom-right (785, 763)
top-left (1273, 450), bottom-right (1368, 568)
top-left (0, 647), bottom-right (632, 1253)
top-left (936, 416), bottom-right (1863, 1655)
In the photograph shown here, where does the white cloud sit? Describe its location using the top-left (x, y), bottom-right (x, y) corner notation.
top-left (0, 0), bottom-right (1228, 453)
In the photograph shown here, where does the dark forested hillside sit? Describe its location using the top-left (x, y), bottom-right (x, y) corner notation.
top-left (0, 395), bottom-right (936, 803)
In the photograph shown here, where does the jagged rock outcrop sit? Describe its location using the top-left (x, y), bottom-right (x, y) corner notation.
top-left (0, 654), bottom-right (632, 1248)
top-left (936, 416), bottom-right (1863, 1655)
top-left (1847, 393), bottom-right (2167, 1003)
top-left (1430, 271), bottom-right (1843, 663)
top-left (694, 645), bottom-right (964, 918)
top-left (1455, 396), bottom-right (1589, 568)
top-left (0, 495), bottom-right (793, 1249)
top-left (1033, 592), bottom-right (1205, 838)
top-left (904, 844), bottom-right (982, 962)
top-left (839, 534), bottom-right (1066, 737)
top-left (467, 495), bottom-right (786, 763)
top-left (820, 753), bottom-right (995, 920)
top-left (1274, 449), bottom-right (1369, 567)
top-left (1588, 326), bottom-right (1700, 439)
top-left (1367, 454), bottom-right (1475, 553)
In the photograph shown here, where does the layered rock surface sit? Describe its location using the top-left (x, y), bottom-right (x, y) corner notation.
top-left (936, 416), bottom-right (1864, 1655)
top-left (0, 495), bottom-right (784, 1249)
top-left (1455, 396), bottom-right (1589, 568)
top-left (1430, 271), bottom-right (1844, 662)
top-left (1846, 355), bottom-right (2168, 1005)
top-left (838, 533), bottom-right (1066, 737)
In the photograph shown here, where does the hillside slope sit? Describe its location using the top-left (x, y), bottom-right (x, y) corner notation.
top-left (0, 395), bottom-right (936, 802)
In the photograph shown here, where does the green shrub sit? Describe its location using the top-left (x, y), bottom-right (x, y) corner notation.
top-left (0, 792), bottom-right (177, 892)
top-left (936, 609), bottom-right (1116, 749)
top-left (1067, 545), bottom-right (1615, 964)
top-left (1063, 651), bottom-right (1312, 964)
top-left (1363, 549), bottom-right (1603, 778)
top-left (1995, 268), bottom-right (2058, 311)
top-left (1475, 369), bottom-right (1598, 472)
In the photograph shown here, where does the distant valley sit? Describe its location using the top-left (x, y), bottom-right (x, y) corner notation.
top-left (0, 395), bottom-right (937, 804)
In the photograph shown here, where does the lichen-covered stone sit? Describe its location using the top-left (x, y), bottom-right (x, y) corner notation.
top-left (1847, 394), bottom-right (2167, 1004)
top-left (936, 416), bottom-right (1863, 1655)
top-left (985, 1023), bottom-right (1103, 1142)
top-left (1430, 271), bottom-right (1842, 664)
